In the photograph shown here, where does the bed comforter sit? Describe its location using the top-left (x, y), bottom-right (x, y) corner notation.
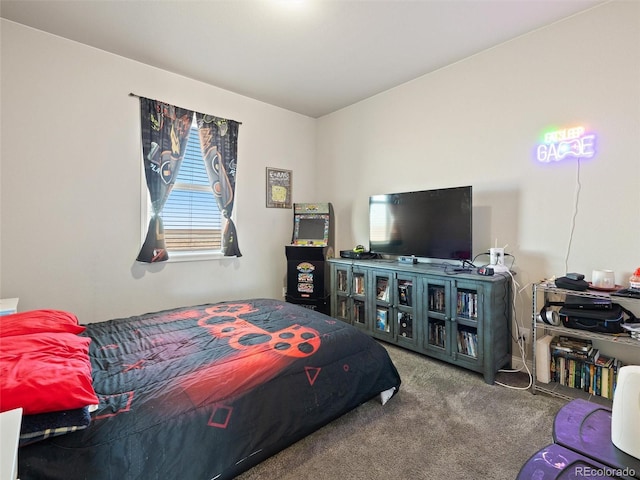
top-left (18, 298), bottom-right (401, 480)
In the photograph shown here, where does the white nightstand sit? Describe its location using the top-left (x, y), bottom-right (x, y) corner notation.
top-left (0, 407), bottom-right (22, 480)
top-left (0, 298), bottom-right (19, 316)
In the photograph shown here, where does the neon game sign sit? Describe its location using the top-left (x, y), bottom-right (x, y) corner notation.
top-left (536, 126), bottom-right (596, 163)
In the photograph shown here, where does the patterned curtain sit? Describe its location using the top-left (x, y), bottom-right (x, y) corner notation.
top-left (136, 98), bottom-right (193, 263)
top-left (196, 113), bottom-right (242, 257)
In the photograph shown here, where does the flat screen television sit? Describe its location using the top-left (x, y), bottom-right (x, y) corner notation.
top-left (369, 186), bottom-right (472, 261)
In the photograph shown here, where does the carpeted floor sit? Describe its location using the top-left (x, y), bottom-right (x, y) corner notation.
top-left (236, 343), bottom-right (566, 480)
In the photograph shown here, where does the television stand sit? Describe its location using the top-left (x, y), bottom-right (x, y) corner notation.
top-left (328, 258), bottom-right (512, 384)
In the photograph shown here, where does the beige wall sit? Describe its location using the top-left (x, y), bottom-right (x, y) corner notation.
top-left (315, 1), bottom-right (639, 360)
top-left (0, 20), bottom-right (317, 322)
top-left (1, 0), bottom-right (639, 362)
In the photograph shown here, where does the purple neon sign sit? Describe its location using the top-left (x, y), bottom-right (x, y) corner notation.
top-left (536, 126), bottom-right (596, 163)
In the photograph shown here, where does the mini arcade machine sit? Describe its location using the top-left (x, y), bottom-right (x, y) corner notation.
top-left (285, 203), bottom-right (334, 314)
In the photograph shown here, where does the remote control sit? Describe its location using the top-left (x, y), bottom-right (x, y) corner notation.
top-left (566, 272), bottom-right (585, 281)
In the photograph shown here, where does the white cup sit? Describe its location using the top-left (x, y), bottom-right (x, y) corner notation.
top-left (602, 270), bottom-right (616, 288)
top-left (592, 269), bottom-right (615, 288)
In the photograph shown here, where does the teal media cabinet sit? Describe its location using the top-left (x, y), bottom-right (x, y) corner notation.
top-left (328, 258), bottom-right (512, 384)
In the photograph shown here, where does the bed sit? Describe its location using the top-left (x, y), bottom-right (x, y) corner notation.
top-left (3, 298), bottom-right (401, 480)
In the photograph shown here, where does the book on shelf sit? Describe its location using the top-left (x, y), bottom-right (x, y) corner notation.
top-left (456, 291), bottom-right (478, 319)
top-left (457, 328), bottom-right (478, 358)
top-left (353, 274), bottom-right (365, 295)
top-left (622, 322), bottom-right (640, 341)
top-left (398, 282), bottom-right (413, 306)
top-left (338, 300), bottom-right (347, 318)
top-left (376, 308), bottom-right (389, 332)
top-left (353, 302), bottom-right (365, 323)
top-left (398, 312), bottom-right (413, 338)
top-left (376, 278), bottom-right (390, 301)
top-left (550, 337), bottom-right (597, 362)
top-left (429, 321), bottom-right (446, 348)
top-left (428, 287), bottom-right (445, 312)
top-left (547, 335), bottom-right (623, 399)
top-left (551, 336), bottom-right (592, 353)
top-left (337, 271), bottom-right (347, 292)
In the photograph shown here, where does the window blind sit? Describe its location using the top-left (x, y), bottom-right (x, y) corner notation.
top-left (160, 121), bottom-right (222, 251)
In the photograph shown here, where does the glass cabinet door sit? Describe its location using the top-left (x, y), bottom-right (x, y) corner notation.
top-left (351, 267), bottom-right (369, 331)
top-left (424, 280), bottom-right (450, 356)
top-left (451, 282), bottom-right (483, 364)
top-left (331, 265), bottom-right (351, 323)
top-left (330, 264), bottom-right (369, 329)
top-left (395, 274), bottom-right (418, 348)
top-left (372, 270), bottom-right (393, 340)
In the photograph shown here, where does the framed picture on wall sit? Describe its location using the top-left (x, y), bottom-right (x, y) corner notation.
top-left (266, 167), bottom-right (292, 208)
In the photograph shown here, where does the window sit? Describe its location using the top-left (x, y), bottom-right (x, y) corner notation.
top-left (149, 115), bottom-right (223, 256)
top-left (137, 97), bottom-right (241, 263)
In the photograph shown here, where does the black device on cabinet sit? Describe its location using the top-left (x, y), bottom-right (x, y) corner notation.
top-left (285, 203), bottom-right (334, 314)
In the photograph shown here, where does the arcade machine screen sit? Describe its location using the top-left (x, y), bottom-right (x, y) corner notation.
top-left (293, 215), bottom-right (330, 246)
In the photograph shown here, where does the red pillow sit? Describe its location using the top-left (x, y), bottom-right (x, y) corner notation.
top-left (0, 332), bottom-right (98, 414)
top-left (0, 310), bottom-right (85, 337)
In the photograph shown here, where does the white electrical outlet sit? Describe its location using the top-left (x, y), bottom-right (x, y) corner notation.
top-left (282, 287), bottom-right (287, 297)
top-left (519, 327), bottom-right (530, 343)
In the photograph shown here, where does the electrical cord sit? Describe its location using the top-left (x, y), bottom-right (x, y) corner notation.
top-left (564, 157), bottom-right (581, 273)
top-left (496, 334), bottom-right (533, 390)
top-left (504, 253), bottom-right (516, 270)
top-left (442, 259), bottom-right (477, 275)
top-left (471, 252), bottom-right (488, 265)
top-left (494, 261), bottom-right (534, 391)
top-left (474, 251), bottom-right (516, 270)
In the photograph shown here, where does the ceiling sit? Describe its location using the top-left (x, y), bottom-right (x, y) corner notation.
top-left (1, 0), bottom-right (607, 118)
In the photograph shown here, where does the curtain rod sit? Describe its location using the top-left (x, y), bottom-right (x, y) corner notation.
top-left (128, 92), bottom-right (242, 125)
